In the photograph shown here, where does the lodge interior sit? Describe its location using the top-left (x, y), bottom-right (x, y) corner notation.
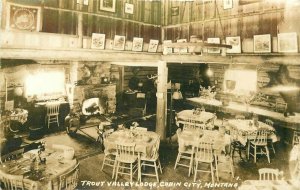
top-left (1, 0), bottom-right (300, 189)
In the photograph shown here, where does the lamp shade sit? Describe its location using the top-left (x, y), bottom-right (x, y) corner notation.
top-left (14, 87), bottom-right (23, 96)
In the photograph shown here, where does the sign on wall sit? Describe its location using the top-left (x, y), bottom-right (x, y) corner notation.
top-left (6, 3), bottom-right (41, 32)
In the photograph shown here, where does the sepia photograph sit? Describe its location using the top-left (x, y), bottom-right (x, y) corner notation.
top-left (1, 0), bottom-right (300, 190)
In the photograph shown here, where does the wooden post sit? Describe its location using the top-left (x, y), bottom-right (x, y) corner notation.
top-left (156, 61), bottom-right (168, 140)
top-left (77, 0), bottom-right (83, 48)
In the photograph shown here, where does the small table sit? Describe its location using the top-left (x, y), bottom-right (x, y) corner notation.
top-left (228, 119), bottom-right (277, 146)
top-left (176, 110), bottom-right (216, 127)
top-left (0, 147), bottom-right (77, 190)
top-left (104, 130), bottom-right (159, 182)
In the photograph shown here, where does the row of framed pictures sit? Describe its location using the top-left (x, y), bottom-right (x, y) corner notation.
top-left (224, 32), bottom-right (298, 53)
top-left (91, 33), bottom-right (159, 52)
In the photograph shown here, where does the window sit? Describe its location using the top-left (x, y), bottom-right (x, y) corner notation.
top-left (25, 71), bottom-right (65, 100)
top-left (224, 69), bottom-right (257, 95)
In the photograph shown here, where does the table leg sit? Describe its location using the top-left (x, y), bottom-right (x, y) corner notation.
top-left (138, 152), bottom-right (141, 183)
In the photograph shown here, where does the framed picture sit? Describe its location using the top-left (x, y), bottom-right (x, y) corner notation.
top-left (253, 34), bottom-right (271, 53)
top-left (113, 35), bottom-right (126, 50)
top-left (125, 3), bottom-right (134, 14)
top-left (148, 39), bottom-right (159, 53)
top-left (171, 7), bottom-right (179, 16)
top-left (100, 0), bottom-right (116, 12)
top-left (91, 33), bottom-right (105, 49)
top-left (226, 36), bottom-right (241, 53)
top-left (278, 32), bottom-right (298, 53)
top-left (7, 3), bottom-right (41, 31)
top-left (207, 37), bottom-right (221, 53)
top-left (223, 0), bottom-right (233, 10)
top-left (163, 40), bottom-right (173, 55)
top-left (132, 37), bottom-right (143, 52)
top-left (174, 39), bottom-right (188, 53)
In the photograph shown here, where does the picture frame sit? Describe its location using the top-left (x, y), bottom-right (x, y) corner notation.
top-left (226, 36), bottom-right (241, 53)
top-left (163, 40), bottom-right (173, 55)
top-left (253, 34), bottom-right (271, 53)
top-left (148, 39), bottom-right (159, 53)
top-left (125, 3), bottom-right (134, 14)
top-left (223, 0), bottom-right (233, 10)
top-left (171, 7), bottom-right (179, 16)
top-left (174, 39), bottom-right (188, 53)
top-left (207, 37), bottom-right (221, 53)
top-left (278, 32), bottom-right (298, 53)
top-left (100, 0), bottom-right (116, 12)
top-left (132, 37), bottom-right (143, 52)
top-left (91, 33), bottom-right (105, 49)
top-left (113, 35), bottom-right (126, 50)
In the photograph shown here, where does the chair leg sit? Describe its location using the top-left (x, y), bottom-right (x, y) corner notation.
top-left (188, 155), bottom-right (193, 177)
top-left (115, 161), bottom-right (119, 182)
top-left (271, 143), bottom-right (275, 154)
top-left (193, 161), bottom-right (198, 182)
top-left (130, 163), bottom-right (133, 183)
top-left (265, 146), bottom-right (270, 163)
top-left (215, 158), bottom-right (219, 182)
top-left (112, 159), bottom-right (116, 179)
top-left (101, 155), bottom-right (106, 170)
top-left (158, 160), bottom-right (162, 173)
top-left (154, 161), bottom-right (159, 182)
top-left (210, 162), bottom-right (215, 183)
top-left (174, 153), bottom-right (181, 169)
top-left (254, 145), bottom-right (257, 163)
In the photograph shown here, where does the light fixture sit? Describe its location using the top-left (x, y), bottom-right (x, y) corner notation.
top-left (207, 66), bottom-right (213, 77)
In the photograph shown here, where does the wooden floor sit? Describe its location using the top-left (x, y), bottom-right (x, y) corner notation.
top-left (26, 126), bottom-right (293, 190)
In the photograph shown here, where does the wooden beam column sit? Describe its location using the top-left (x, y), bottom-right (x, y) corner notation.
top-left (156, 61), bottom-right (168, 140)
top-left (77, 0), bottom-right (83, 48)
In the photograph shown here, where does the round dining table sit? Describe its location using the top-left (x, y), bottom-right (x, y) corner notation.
top-left (176, 110), bottom-right (216, 127)
top-left (104, 129), bottom-right (159, 182)
top-left (0, 146), bottom-right (77, 190)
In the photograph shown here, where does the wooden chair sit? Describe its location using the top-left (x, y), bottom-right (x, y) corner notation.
top-left (183, 117), bottom-right (197, 131)
top-left (114, 142), bottom-right (139, 183)
top-left (46, 102), bottom-right (60, 129)
top-left (1, 148), bottom-right (24, 163)
top-left (230, 127), bottom-right (247, 161)
top-left (259, 168), bottom-right (282, 180)
top-left (264, 119), bottom-right (276, 154)
top-left (174, 128), bottom-right (194, 177)
top-left (216, 144), bottom-right (234, 181)
top-left (101, 129), bottom-right (116, 179)
top-left (248, 129), bottom-right (270, 163)
top-left (140, 136), bottom-right (162, 182)
top-left (0, 170), bottom-right (36, 190)
top-left (59, 163), bottom-right (80, 190)
top-left (293, 131), bottom-right (300, 145)
top-left (193, 141), bottom-right (215, 182)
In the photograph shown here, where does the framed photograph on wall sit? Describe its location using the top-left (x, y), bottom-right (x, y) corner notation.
top-left (132, 37), bottom-right (143, 52)
top-left (100, 0), bottom-right (116, 12)
top-left (125, 3), bottom-right (134, 14)
top-left (91, 33), bottom-right (105, 49)
top-left (278, 32), bottom-right (298, 53)
top-left (148, 39), bottom-right (159, 53)
top-left (207, 37), bottom-right (221, 53)
top-left (113, 35), bottom-right (126, 50)
top-left (223, 0), bottom-right (233, 10)
top-left (226, 36), bottom-right (241, 53)
top-left (254, 34), bottom-right (271, 53)
top-left (171, 7), bottom-right (179, 16)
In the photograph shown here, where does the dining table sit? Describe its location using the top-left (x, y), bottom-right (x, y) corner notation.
top-left (176, 110), bottom-right (216, 128)
top-left (104, 129), bottom-right (159, 182)
top-left (227, 119), bottom-right (278, 146)
top-left (0, 146), bottom-right (77, 190)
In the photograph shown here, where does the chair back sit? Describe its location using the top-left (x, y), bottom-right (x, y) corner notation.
top-left (265, 119), bottom-right (274, 127)
top-left (1, 148), bottom-right (24, 163)
top-left (259, 168), bottom-right (280, 180)
top-left (116, 142), bottom-right (137, 163)
top-left (46, 103), bottom-right (60, 116)
top-left (194, 141), bottom-right (213, 162)
top-left (0, 170), bottom-right (35, 190)
top-left (183, 117), bottom-right (197, 131)
top-left (59, 163), bottom-right (80, 190)
top-left (254, 129), bottom-right (268, 144)
top-left (149, 136), bottom-right (160, 159)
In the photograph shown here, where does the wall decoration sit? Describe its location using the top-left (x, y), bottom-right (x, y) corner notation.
top-left (171, 7), bottom-right (179, 16)
top-left (100, 0), bottom-right (116, 12)
top-left (207, 37), bottom-right (221, 53)
top-left (125, 3), bottom-right (134, 14)
top-left (7, 3), bottom-right (41, 31)
top-left (113, 35), bottom-right (126, 50)
top-left (278, 32), bottom-right (298, 53)
top-left (132, 37), bottom-right (143, 52)
top-left (226, 36), bottom-right (241, 53)
top-left (223, 0), bottom-right (233, 10)
top-left (253, 34), bottom-right (271, 53)
top-left (163, 40), bottom-right (173, 55)
top-left (148, 39), bottom-right (159, 53)
top-left (91, 33), bottom-right (105, 49)
top-left (174, 39), bottom-right (188, 53)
